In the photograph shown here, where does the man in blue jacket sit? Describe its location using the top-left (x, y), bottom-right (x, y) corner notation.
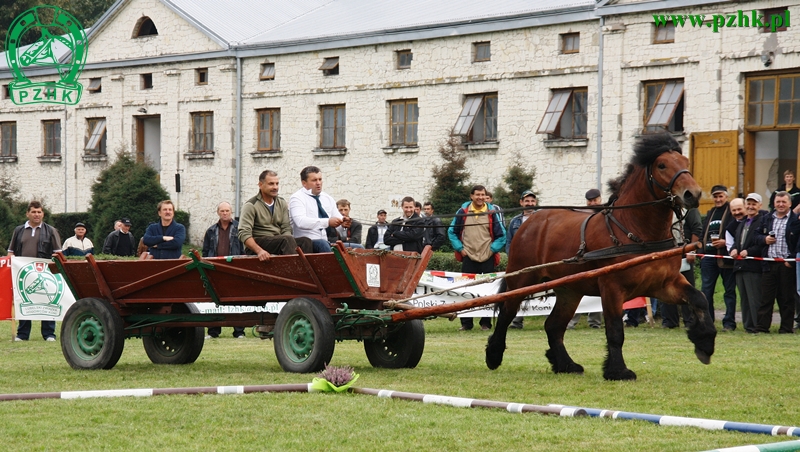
top-left (448, 185), bottom-right (505, 331)
top-left (143, 200), bottom-right (186, 259)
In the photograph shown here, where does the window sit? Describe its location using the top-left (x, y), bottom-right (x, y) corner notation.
top-left (257, 109), bottom-right (280, 151)
top-left (453, 93), bottom-right (497, 143)
top-left (473, 42), bottom-right (491, 62)
top-left (85, 118), bottom-right (107, 155)
top-left (2, 85), bottom-right (9, 99)
top-left (133, 17), bottom-right (158, 37)
top-left (260, 63), bottom-right (275, 80)
top-left (141, 73), bottom-right (153, 89)
top-left (537, 88), bottom-right (588, 139)
top-left (0, 122), bottom-right (16, 157)
top-left (320, 105), bottom-right (346, 148)
top-left (196, 68), bottom-right (208, 85)
top-left (762, 7), bottom-right (788, 32)
top-left (654, 22), bottom-right (675, 43)
top-left (390, 99), bottom-right (419, 146)
top-left (42, 120), bottom-right (61, 156)
top-left (746, 75), bottom-right (800, 128)
top-left (643, 80), bottom-right (684, 133)
top-left (319, 57), bottom-right (339, 76)
top-left (561, 33), bottom-right (580, 54)
top-left (87, 77), bottom-right (101, 93)
top-left (397, 50), bottom-right (412, 69)
top-left (191, 112), bottom-right (214, 152)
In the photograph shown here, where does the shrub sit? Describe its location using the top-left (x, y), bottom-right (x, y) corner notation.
top-left (492, 153), bottom-right (537, 217)
top-left (51, 212), bottom-right (91, 242)
top-left (426, 251), bottom-right (507, 272)
top-left (428, 135), bottom-right (471, 222)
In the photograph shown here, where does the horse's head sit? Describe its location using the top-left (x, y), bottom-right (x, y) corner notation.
top-left (649, 150), bottom-right (701, 209)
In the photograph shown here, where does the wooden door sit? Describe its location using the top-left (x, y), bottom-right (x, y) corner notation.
top-left (690, 131), bottom-right (739, 213)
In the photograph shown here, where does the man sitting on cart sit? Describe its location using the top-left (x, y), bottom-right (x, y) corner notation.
top-left (239, 170), bottom-right (313, 261)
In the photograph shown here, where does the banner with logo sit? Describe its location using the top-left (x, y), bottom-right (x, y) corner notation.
top-left (196, 270), bottom-right (602, 318)
top-left (0, 256), bottom-right (12, 320)
top-left (11, 257), bottom-right (76, 321)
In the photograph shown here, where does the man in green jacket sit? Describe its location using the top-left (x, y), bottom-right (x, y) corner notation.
top-left (238, 170), bottom-right (313, 261)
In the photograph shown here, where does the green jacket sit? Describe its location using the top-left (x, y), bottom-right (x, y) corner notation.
top-left (238, 193), bottom-right (293, 244)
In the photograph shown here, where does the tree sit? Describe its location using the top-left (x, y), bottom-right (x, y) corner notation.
top-left (491, 154), bottom-right (537, 214)
top-left (1, 0), bottom-right (115, 47)
top-left (428, 135), bottom-right (472, 223)
top-left (0, 176), bottom-right (54, 254)
top-left (88, 153), bottom-right (169, 245)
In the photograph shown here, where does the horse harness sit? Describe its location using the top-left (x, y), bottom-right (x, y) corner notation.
top-left (569, 164), bottom-right (692, 263)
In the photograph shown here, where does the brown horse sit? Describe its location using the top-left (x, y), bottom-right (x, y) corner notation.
top-left (487, 134), bottom-right (716, 380)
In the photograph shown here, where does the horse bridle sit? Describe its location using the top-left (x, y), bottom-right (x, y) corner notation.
top-left (645, 152), bottom-right (692, 204)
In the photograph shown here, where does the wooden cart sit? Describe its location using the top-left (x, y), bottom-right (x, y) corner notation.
top-left (49, 243), bottom-right (431, 373)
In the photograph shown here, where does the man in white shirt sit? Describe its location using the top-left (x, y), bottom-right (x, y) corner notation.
top-left (288, 166), bottom-right (349, 252)
top-left (62, 222), bottom-right (94, 256)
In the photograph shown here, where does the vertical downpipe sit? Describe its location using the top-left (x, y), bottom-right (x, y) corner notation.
top-left (595, 16), bottom-right (604, 191)
top-left (64, 105), bottom-right (68, 212)
top-left (234, 56), bottom-right (243, 218)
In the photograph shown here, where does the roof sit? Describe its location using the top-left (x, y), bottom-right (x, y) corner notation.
top-left (161, 0), bottom-right (597, 47)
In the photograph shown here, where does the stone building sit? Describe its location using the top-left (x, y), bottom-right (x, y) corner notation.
top-left (0, 0), bottom-right (797, 244)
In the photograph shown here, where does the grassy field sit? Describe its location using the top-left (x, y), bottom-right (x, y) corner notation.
top-left (0, 316), bottom-right (798, 451)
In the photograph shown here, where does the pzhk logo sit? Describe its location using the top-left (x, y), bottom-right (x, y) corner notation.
top-left (17, 261), bottom-right (64, 317)
top-left (5, 5), bottom-right (87, 105)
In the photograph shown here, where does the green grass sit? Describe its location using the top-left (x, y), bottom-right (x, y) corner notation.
top-left (0, 317), bottom-right (798, 451)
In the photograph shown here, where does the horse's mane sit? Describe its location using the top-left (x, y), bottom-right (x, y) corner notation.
top-left (606, 133), bottom-right (682, 199)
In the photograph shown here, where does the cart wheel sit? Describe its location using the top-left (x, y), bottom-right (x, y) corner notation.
top-left (274, 298), bottom-right (335, 373)
top-left (61, 297), bottom-right (125, 370)
top-left (142, 303), bottom-right (204, 365)
top-left (364, 319), bottom-right (425, 369)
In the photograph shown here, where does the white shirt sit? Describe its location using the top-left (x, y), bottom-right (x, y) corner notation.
top-left (63, 235), bottom-right (94, 251)
top-left (288, 188), bottom-right (342, 241)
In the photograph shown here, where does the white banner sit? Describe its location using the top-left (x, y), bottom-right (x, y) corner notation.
top-left (12, 257), bottom-right (77, 321)
top-left (196, 270), bottom-right (602, 318)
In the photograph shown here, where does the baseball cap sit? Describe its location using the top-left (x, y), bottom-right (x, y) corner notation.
top-left (585, 188), bottom-right (601, 200)
top-left (711, 185), bottom-right (727, 195)
top-left (520, 190), bottom-right (536, 200)
top-left (74, 222), bottom-right (86, 228)
top-left (745, 193), bottom-right (762, 203)
top-left (377, 209), bottom-right (387, 215)
top-left (121, 218), bottom-right (132, 226)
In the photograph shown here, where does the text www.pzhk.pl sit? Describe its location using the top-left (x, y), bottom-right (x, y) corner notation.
top-left (653, 10), bottom-right (790, 33)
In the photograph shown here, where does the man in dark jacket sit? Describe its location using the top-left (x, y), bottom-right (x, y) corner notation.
top-left (754, 191), bottom-right (800, 333)
top-left (102, 217), bottom-right (136, 256)
top-left (143, 200), bottom-right (186, 259)
top-left (202, 201), bottom-right (245, 339)
top-left (699, 185), bottom-right (736, 330)
top-left (7, 200), bottom-right (61, 341)
top-left (383, 197), bottom-right (424, 253)
top-left (422, 202), bottom-right (446, 251)
top-left (730, 193), bottom-right (768, 334)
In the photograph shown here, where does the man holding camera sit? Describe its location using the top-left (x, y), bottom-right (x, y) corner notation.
top-left (755, 191), bottom-right (800, 333)
top-left (699, 185), bottom-right (736, 330)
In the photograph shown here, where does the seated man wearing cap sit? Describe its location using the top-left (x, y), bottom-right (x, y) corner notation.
top-left (700, 185), bottom-right (737, 331)
top-left (506, 189), bottom-right (539, 329)
top-left (102, 217), bottom-right (137, 257)
top-left (365, 209), bottom-right (389, 249)
top-left (62, 222), bottom-right (94, 256)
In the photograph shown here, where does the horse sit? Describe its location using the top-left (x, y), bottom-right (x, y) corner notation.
top-left (486, 133), bottom-right (716, 381)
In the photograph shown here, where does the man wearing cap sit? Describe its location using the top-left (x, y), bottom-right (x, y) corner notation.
top-left (422, 202), bottom-right (447, 251)
top-left (102, 217), bottom-right (136, 257)
top-left (365, 209), bottom-right (389, 249)
top-left (699, 185), bottom-right (737, 331)
top-left (62, 222), bottom-right (94, 256)
top-left (754, 191), bottom-right (800, 333)
top-left (505, 189), bottom-right (539, 329)
top-left (567, 189), bottom-right (604, 330)
top-left (730, 193), bottom-right (769, 334)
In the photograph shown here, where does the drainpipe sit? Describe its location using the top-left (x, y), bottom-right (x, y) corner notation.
top-left (596, 16), bottom-right (604, 191)
top-left (234, 56), bottom-right (243, 218)
top-left (64, 105), bottom-right (68, 212)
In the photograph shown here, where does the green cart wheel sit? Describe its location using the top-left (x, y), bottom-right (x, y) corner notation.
top-left (364, 319), bottom-right (425, 369)
top-left (142, 303), bottom-right (204, 364)
top-left (61, 297), bottom-right (125, 370)
top-left (274, 298), bottom-right (335, 373)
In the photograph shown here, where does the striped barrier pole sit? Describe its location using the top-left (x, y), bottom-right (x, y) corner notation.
top-left (549, 405), bottom-right (800, 437)
top-left (701, 439), bottom-right (800, 451)
top-left (352, 387), bottom-right (586, 417)
top-left (0, 384), bottom-right (313, 401)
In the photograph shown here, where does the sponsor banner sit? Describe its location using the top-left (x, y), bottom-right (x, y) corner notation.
top-left (12, 257), bottom-right (76, 321)
top-left (0, 256), bottom-right (12, 320)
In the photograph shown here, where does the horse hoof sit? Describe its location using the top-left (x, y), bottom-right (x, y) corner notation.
top-left (694, 348), bottom-right (711, 365)
top-left (566, 363), bottom-right (584, 374)
top-left (604, 369), bottom-right (637, 381)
